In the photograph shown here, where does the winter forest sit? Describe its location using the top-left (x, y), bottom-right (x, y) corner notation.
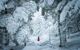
top-left (0, 0), bottom-right (80, 50)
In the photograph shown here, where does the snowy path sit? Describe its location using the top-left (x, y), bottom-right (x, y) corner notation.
top-left (22, 44), bottom-right (80, 50)
top-left (23, 45), bottom-right (56, 50)
top-left (22, 38), bottom-right (80, 50)
top-left (4, 39), bottom-right (80, 50)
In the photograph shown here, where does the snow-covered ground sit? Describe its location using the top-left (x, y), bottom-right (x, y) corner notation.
top-left (22, 42), bottom-right (80, 50)
top-left (22, 32), bottom-right (80, 50)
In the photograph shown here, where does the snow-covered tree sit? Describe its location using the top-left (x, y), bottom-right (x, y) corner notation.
top-left (4, 1), bottom-right (37, 46)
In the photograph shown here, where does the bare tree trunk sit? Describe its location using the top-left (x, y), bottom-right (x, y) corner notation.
top-left (58, 13), bottom-right (62, 47)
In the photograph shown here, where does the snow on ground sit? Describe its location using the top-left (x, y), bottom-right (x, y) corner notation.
top-left (22, 41), bottom-right (80, 50)
top-left (22, 43), bottom-right (80, 50)
top-left (22, 32), bottom-right (80, 50)
top-left (23, 45), bottom-right (54, 50)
